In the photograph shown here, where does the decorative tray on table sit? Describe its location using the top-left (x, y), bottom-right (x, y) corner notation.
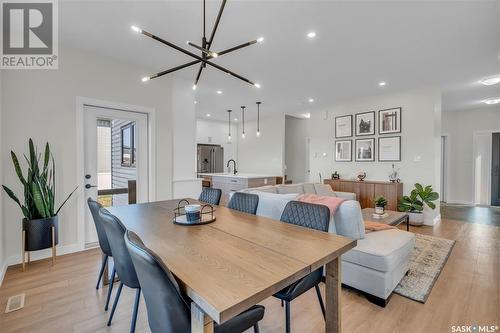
top-left (172, 199), bottom-right (216, 226)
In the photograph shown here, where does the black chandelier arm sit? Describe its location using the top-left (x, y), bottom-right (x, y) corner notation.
top-left (140, 30), bottom-right (256, 86)
top-left (218, 39), bottom-right (259, 56)
top-left (148, 60), bottom-right (200, 80)
top-left (187, 41), bottom-right (216, 57)
top-left (207, 0), bottom-right (227, 48)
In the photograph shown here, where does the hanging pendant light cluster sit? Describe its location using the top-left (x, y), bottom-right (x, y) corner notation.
top-left (256, 101), bottom-right (261, 137)
top-left (232, 102), bottom-right (262, 139)
top-left (240, 106), bottom-right (246, 138)
top-left (227, 109), bottom-right (232, 141)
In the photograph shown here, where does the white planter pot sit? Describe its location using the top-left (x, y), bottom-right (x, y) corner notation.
top-left (408, 212), bottom-right (424, 226)
top-left (375, 206), bottom-right (385, 215)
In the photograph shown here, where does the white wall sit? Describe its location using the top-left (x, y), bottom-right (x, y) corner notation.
top-left (196, 118), bottom-right (238, 170)
top-left (442, 107), bottom-right (500, 204)
top-left (237, 114), bottom-right (285, 176)
top-left (0, 70), bottom-right (6, 283)
top-left (295, 88), bottom-right (442, 225)
top-left (1, 45), bottom-right (174, 263)
top-left (285, 116), bottom-right (308, 183)
top-left (171, 78), bottom-right (201, 199)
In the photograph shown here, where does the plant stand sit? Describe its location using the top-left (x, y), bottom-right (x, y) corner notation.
top-left (21, 226), bottom-right (56, 271)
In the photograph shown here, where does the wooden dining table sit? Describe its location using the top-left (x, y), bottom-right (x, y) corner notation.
top-left (107, 199), bottom-right (356, 333)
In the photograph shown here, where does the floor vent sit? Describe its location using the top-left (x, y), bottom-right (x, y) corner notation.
top-left (5, 293), bottom-right (25, 313)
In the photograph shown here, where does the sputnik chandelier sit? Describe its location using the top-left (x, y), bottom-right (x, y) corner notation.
top-left (131, 0), bottom-right (263, 90)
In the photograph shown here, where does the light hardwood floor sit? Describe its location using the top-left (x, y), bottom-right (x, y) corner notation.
top-left (0, 214), bottom-right (498, 333)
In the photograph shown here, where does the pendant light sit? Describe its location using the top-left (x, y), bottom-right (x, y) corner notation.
top-left (227, 110), bottom-right (232, 141)
top-left (241, 106), bottom-right (246, 138)
top-left (256, 102), bottom-right (262, 137)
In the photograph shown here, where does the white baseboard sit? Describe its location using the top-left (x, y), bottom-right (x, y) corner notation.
top-left (443, 200), bottom-right (475, 206)
top-left (5, 243), bottom-right (84, 267)
top-left (0, 260), bottom-right (8, 287)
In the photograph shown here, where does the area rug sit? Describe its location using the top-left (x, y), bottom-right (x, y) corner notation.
top-left (394, 233), bottom-right (455, 303)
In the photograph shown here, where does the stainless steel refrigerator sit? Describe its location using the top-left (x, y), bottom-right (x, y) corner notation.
top-left (197, 144), bottom-right (224, 173)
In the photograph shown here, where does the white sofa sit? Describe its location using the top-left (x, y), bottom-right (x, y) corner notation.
top-left (239, 183), bottom-right (415, 306)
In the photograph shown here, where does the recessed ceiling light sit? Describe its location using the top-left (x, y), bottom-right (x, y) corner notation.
top-left (483, 98), bottom-right (500, 105)
top-left (308, 98), bottom-right (314, 103)
top-left (194, 101), bottom-right (198, 104)
top-left (257, 37), bottom-right (264, 43)
top-left (234, 118), bottom-right (238, 121)
top-left (379, 81), bottom-right (386, 87)
top-left (206, 113), bottom-right (211, 117)
top-left (141, 76), bottom-right (150, 82)
top-left (303, 113), bottom-right (311, 118)
top-left (254, 83), bottom-right (261, 88)
top-left (216, 90), bottom-right (222, 94)
top-left (480, 75), bottom-right (500, 86)
top-left (307, 32), bottom-right (316, 39)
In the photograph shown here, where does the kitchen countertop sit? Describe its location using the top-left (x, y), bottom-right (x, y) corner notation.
top-left (198, 173), bottom-right (278, 179)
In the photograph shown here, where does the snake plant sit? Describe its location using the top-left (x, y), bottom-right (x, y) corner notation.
top-left (2, 139), bottom-right (77, 220)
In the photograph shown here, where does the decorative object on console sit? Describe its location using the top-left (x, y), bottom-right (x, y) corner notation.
top-left (335, 115), bottom-right (353, 138)
top-left (331, 171), bottom-right (340, 179)
top-left (388, 163), bottom-right (400, 183)
top-left (355, 138), bottom-right (375, 161)
top-left (133, 0), bottom-right (263, 89)
top-left (335, 140), bottom-right (352, 161)
top-left (355, 111), bottom-right (375, 136)
top-left (357, 172), bottom-right (367, 181)
top-left (398, 183), bottom-right (439, 226)
top-left (2, 139), bottom-right (78, 271)
top-left (378, 136), bottom-right (401, 161)
top-left (374, 196), bottom-right (388, 214)
top-left (379, 107), bottom-right (402, 134)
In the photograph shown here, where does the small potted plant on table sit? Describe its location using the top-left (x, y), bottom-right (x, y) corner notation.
top-left (2, 139), bottom-right (77, 270)
top-left (374, 196), bottom-right (388, 215)
top-left (398, 183), bottom-right (439, 226)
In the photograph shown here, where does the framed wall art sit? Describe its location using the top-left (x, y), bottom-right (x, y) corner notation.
top-left (355, 111), bottom-right (375, 136)
top-left (379, 107), bottom-right (402, 134)
top-left (355, 138), bottom-right (375, 161)
top-left (335, 115), bottom-right (353, 138)
top-left (378, 136), bottom-right (401, 161)
top-left (335, 140), bottom-right (352, 161)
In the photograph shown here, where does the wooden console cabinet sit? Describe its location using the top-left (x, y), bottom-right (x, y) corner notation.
top-left (324, 179), bottom-right (403, 211)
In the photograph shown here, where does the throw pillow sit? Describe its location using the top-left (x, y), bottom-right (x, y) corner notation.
top-left (333, 200), bottom-right (365, 240)
top-left (314, 183), bottom-right (337, 197)
top-left (277, 184), bottom-right (304, 194)
top-left (250, 191), bottom-right (299, 220)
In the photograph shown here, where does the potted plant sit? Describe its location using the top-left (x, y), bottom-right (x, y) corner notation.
top-left (398, 183), bottom-right (439, 225)
top-left (374, 196), bottom-right (388, 214)
top-left (2, 139), bottom-right (77, 258)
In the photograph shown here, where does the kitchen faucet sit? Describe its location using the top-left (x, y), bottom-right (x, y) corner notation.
top-left (227, 159), bottom-right (238, 175)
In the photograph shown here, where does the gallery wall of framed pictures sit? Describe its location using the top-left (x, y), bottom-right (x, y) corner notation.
top-left (334, 107), bottom-right (402, 162)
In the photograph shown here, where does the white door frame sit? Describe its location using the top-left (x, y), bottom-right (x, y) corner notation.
top-left (440, 133), bottom-right (450, 203)
top-left (472, 129), bottom-right (500, 206)
top-left (75, 96), bottom-right (157, 250)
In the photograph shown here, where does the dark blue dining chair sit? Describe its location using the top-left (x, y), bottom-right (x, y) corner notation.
top-left (124, 230), bottom-right (265, 333)
top-left (275, 200), bottom-right (330, 333)
top-left (227, 192), bottom-right (259, 215)
top-left (199, 187), bottom-right (222, 206)
top-left (87, 198), bottom-right (115, 311)
top-left (99, 209), bottom-right (141, 333)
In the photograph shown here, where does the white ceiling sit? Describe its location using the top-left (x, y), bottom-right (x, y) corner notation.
top-left (60, 0), bottom-right (500, 120)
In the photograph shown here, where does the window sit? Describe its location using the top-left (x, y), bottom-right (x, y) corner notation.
top-left (121, 123), bottom-right (136, 167)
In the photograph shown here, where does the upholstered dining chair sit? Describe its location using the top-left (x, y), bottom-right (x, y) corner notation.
top-left (227, 192), bottom-right (259, 215)
top-left (99, 209), bottom-right (141, 333)
top-left (198, 188), bottom-right (222, 206)
top-left (87, 198), bottom-right (116, 311)
top-left (275, 200), bottom-right (330, 333)
top-left (124, 230), bottom-right (266, 333)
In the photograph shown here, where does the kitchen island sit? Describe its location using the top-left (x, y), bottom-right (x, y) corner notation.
top-left (198, 173), bottom-right (278, 205)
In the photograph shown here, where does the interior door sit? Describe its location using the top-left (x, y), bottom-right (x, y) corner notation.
top-left (83, 105), bottom-right (149, 247)
top-left (492, 132), bottom-right (500, 206)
